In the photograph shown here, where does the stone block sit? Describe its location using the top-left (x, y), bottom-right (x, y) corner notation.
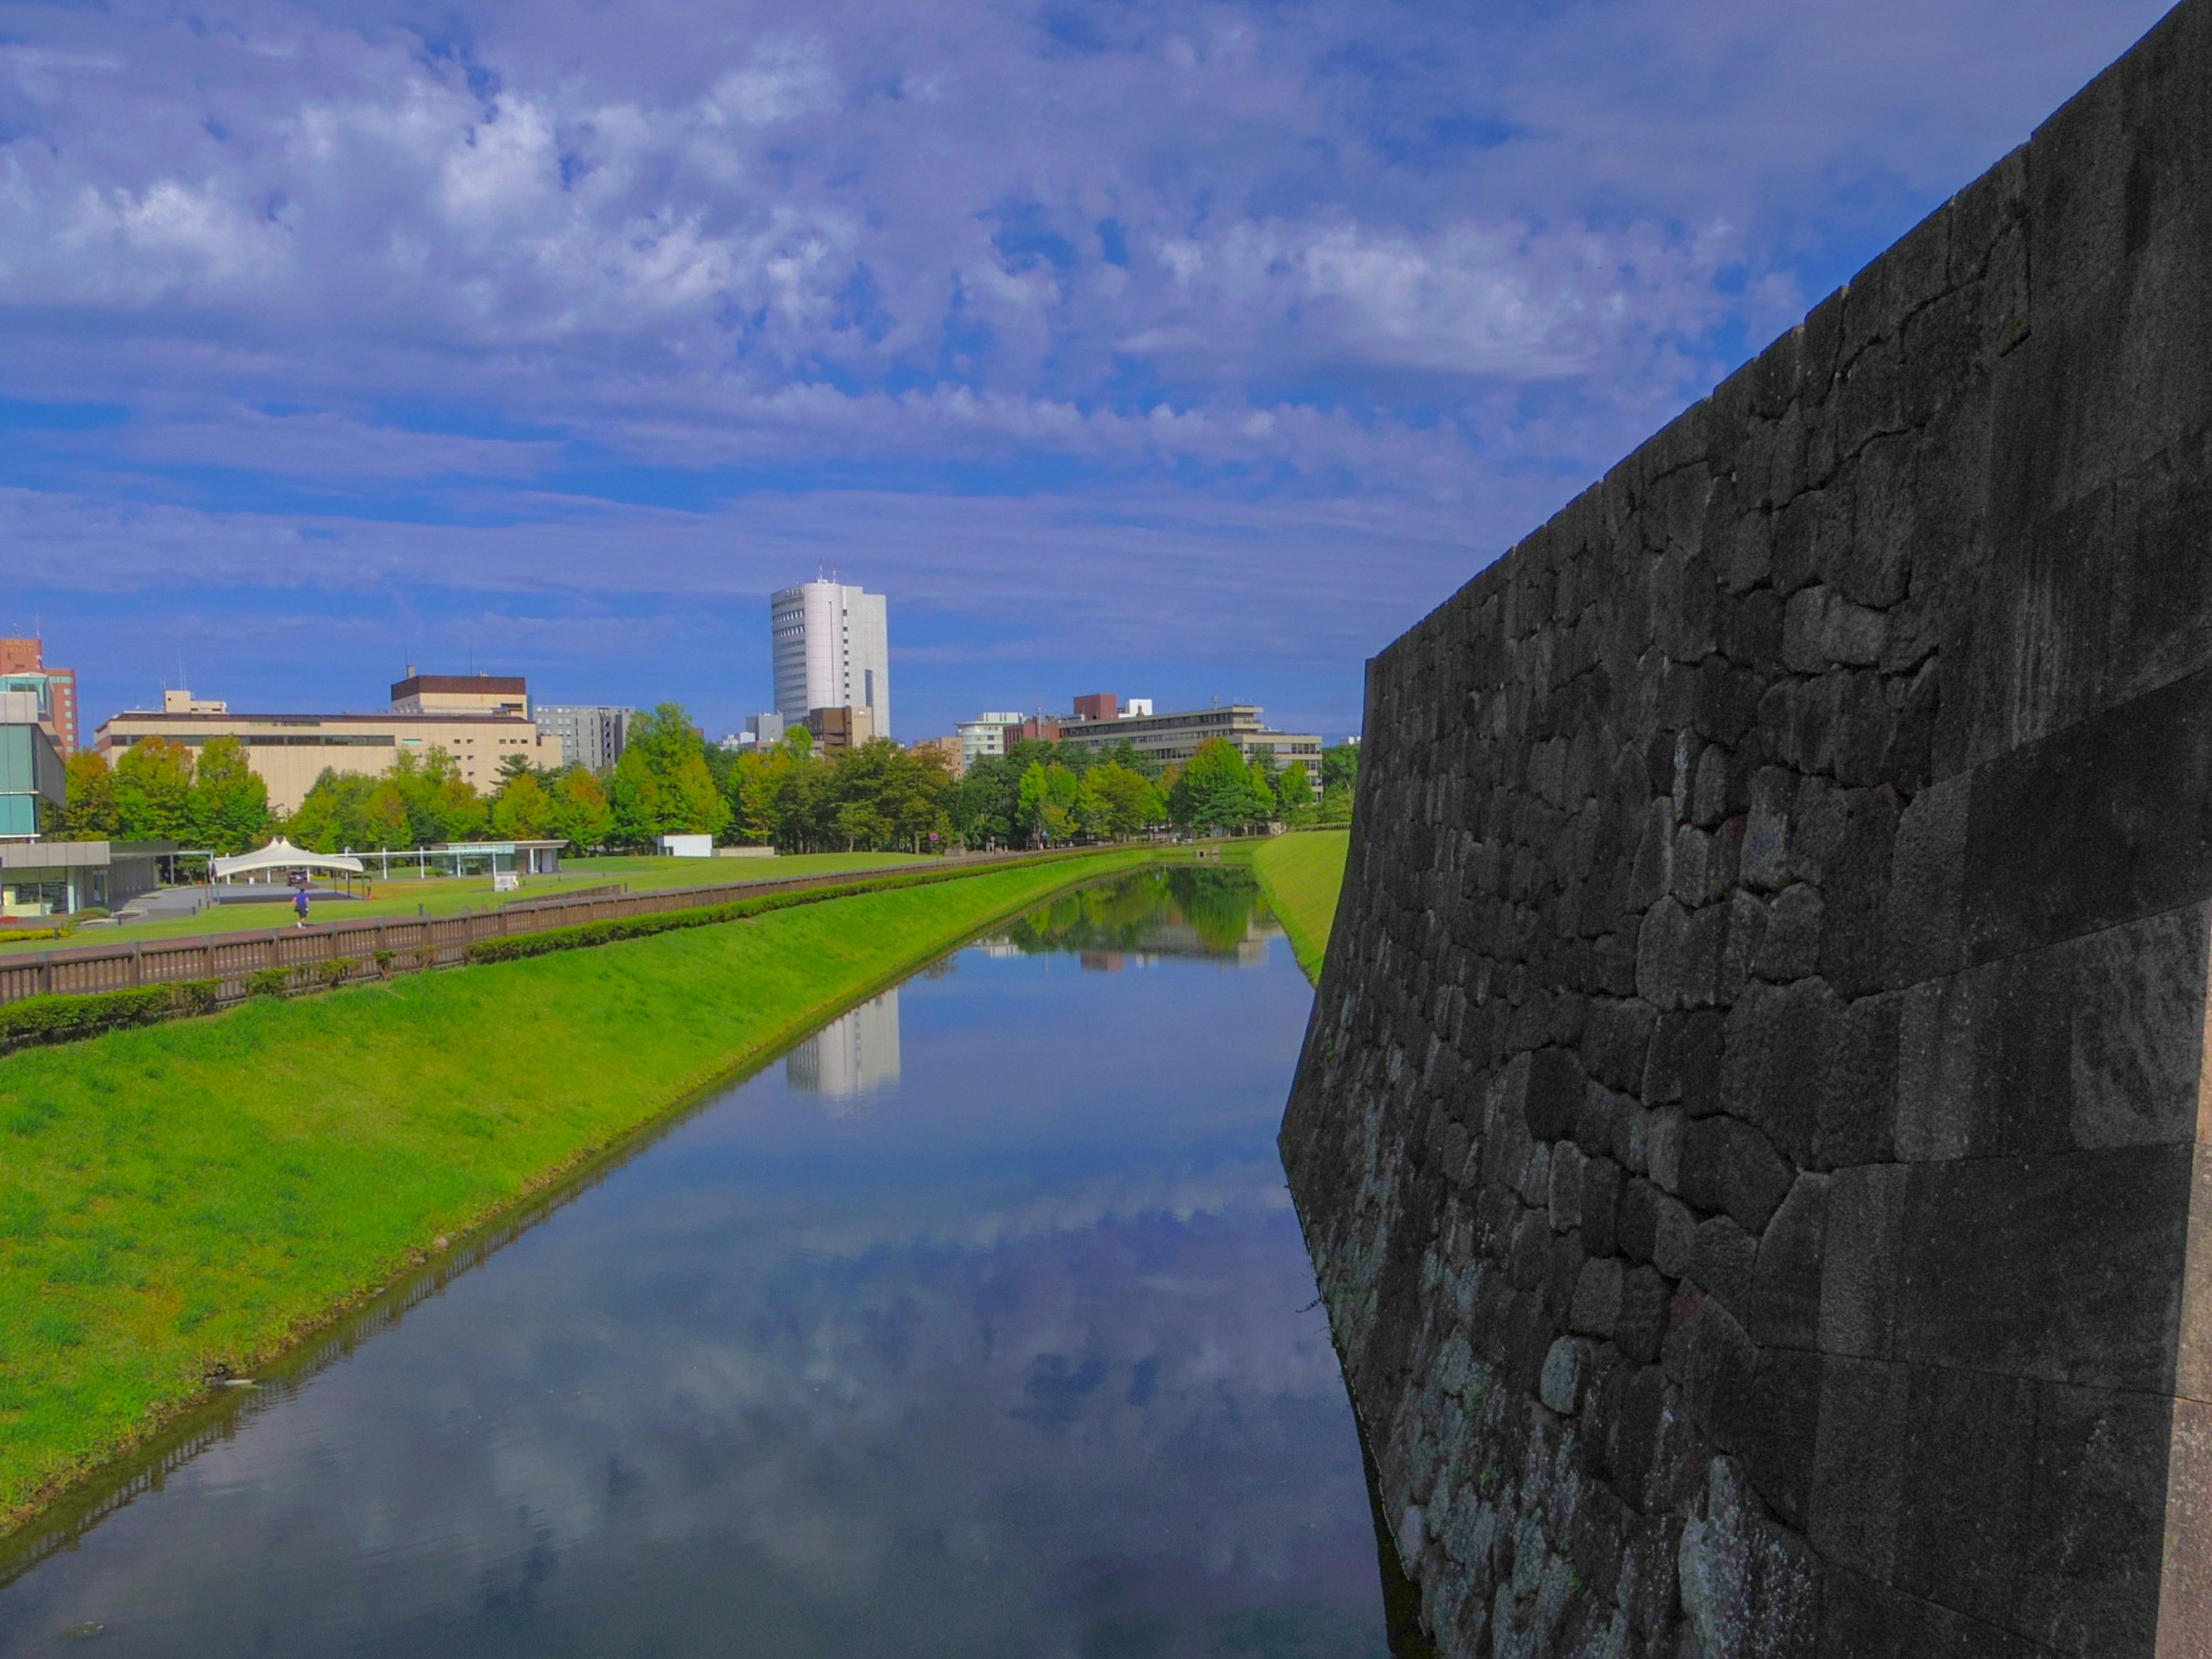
top-left (1806, 1357), bottom-right (1908, 1582)
top-left (1816, 789), bottom-right (1899, 997)
top-left (1643, 1008), bottom-right (1725, 1114)
top-left (1884, 770), bottom-right (1969, 988)
top-left (1550, 1139), bottom-right (1589, 1233)
top-left (1679, 1116), bottom-right (1794, 1233)
top-left (1818, 1164), bottom-right (1907, 1359)
top-left (1721, 977), bottom-right (1835, 1166)
top-left (1962, 664), bottom-right (2212, 961)
top-left (1647, 1107), bottom-right (1685, 1196)
top-left (1581, 1156), bottom-right (1623, 1259)
top-left (1540, 1335), bottom-right (1594, 1414)
top-left (1892, 1146), bottom-right (2192, 1389)
top-left (1752, 883), bottom-right (1823, 982)
top-left (1690, 1215), bottom-right (1758, 1319)
top-left (1895, 972), bottom-right (1975, 1161)
top-left (1815, 1566), bottom-right (2047, 1659)
top-left (1677, 1456), bottom-right (1820, 1659)
top-left (1571, 1257), bottom-right (1625, 1340)
top-left (1616, 1264), bottom-right (1670, 1366)
top-left (1525, 1047), bottom-right (1587, 1141)
top-left (2067, 904), bottom-right (2208, 1151)
top-left (1744, 1349), bottom-right (1823, 1531)
top-left (1815, 991), bottom-right (1899, 1168)
top-left (1894, 1362), bottom-right (2037, 1627)
top-left (2016, 1379), bottom-right (2168, 1656)
top-left (1747, 1175), bottom-right (1830, 1351)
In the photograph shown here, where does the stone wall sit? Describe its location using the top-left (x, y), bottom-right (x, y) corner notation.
top-left (1280, 5), bottom-right (2212, 1654)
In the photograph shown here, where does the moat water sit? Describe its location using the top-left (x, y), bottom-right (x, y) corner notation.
top-left (0, 869), bottom-right (1389, 1658)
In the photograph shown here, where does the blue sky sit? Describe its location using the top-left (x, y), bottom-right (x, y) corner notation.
top-left (0, 0), bottom-right (2180, 744)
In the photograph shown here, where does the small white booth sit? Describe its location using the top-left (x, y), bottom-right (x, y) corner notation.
top-left (209, 838), bottom-right (368, 902)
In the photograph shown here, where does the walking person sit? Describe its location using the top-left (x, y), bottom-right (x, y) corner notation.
top-left (293, 887), bottom-right (310, 929)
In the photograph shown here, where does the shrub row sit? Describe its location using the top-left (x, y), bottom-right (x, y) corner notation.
top-left (0, 980), bottom-right (219, 1052)
top-left (463, 863), bottom-right (1047, 965)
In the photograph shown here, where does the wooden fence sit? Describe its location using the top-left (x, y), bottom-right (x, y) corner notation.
top-left (0, 848), bottom-right (1113, 1012)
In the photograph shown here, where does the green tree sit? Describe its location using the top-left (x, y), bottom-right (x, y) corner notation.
top-left (1319, 781), bottom-right (1354, 825)
top-left (1320, 742), bottom-right (1360, 794)
top-left (290, 770), bottom-right (380, 852)
top-left (1169, 738), bottom-right (1271, 835)
top-left (1016, 760), bottom-right (1079, 846)
top-left (60, 751), bottom-right (119, 840)
top-left (548, 766), bottom-right (613, 853)
top-left (1275, 759), bottom-right (1316, 827)
top-left (605, 703), bottom-right (730, 849)
top-left (188, 734), bottom-right (274, 854)
top-left (491, 771), bottom-right (556, 840)
top-left (112, 737), bottom-right (196, 840)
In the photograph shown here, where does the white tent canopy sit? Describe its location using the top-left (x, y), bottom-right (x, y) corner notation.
top-left (209, 837), bottom-right (365, 882)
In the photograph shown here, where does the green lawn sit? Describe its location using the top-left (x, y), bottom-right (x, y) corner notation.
top-left (0, 849), bottom-right (1145, 1531)
top-left (1251, 830), bottom-right (1350, 983)
top-left (0, 851), bottom-right (931, 955)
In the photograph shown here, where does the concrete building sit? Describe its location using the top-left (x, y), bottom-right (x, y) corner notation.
top-left (0, 838), bottom-right (172, 918)
top-left (1056, 700), bottom-right (1322, 786)
top-left (0, 691), bottom-right (65, 840)
top-left (0, 637), bottom-right (81, 757)
top-left (771, 579), bottom-right (891, 740)
top-left (803, 704), bottom-right (876, 754)
top-left (535, 704), bottom-right (632, 771)
top-left (911, 734), bottom-right (965, 779)
top-left (97, 695), bottom-right (562, 815)
top-left (389, 671), bottom-right (529, 718)
top-left (956, 712), bottom-right (1027, 768)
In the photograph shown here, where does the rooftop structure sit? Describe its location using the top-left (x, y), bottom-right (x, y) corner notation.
top-left (0, 638), bottom-right (80, 757)
top-left (390, 670), bottom-right (529, 718)
top-left (772, 580), bottom-right (890, 740)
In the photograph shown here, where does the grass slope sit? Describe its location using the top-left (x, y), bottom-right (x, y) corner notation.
top-left (0, 850), bottom-right (1144, 1528)
top-left (1252, 831), bottom-right (1350, 984)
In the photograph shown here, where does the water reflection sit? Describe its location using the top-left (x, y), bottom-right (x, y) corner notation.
top-left (995, 866), bottom-right (1286, 967)
top-left (786, 987), bottom-right (902, 1102)
top-left (0, 870), bottom-right (1384, 1659)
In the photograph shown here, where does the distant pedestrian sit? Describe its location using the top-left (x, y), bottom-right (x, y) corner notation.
top-left (293, 889), bottom-right (310, 929)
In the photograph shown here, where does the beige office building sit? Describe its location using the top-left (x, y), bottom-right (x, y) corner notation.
top-left (96, 694), bottom-right (560, 815)
top-left (1055, 699), bottom-right (1323, 787)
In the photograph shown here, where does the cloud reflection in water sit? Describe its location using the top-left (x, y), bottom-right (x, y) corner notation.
top-left (0, 874), bottom-right (1385, 1658)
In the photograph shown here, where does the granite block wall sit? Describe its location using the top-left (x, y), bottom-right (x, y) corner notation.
top-left (1279, 5), bottom-right (2212, 1654)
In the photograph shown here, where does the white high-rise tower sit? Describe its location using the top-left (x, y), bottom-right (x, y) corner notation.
top-left (770, 579), bottom-right (891, 740)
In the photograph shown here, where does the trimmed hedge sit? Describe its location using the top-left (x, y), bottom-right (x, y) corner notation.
top-left (464, 864), bottom-right (1040, 965)
top-left (0, 980), bottom-right (219, 1052)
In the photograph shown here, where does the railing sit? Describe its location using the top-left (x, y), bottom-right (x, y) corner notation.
top-left (0, 847), bottom-right (1118, 1012)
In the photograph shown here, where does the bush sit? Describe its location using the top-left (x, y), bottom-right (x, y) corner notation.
top-left (0, 979), bottom-right (219, 1051)
top-left (463, 858), bottom-right (1089, 967)
top-left (244, 967), bottom-right (290, 998)
top-left (373, 950), bottom-right (397, 979)
top-left (316, 957), bottom-right (357, 989)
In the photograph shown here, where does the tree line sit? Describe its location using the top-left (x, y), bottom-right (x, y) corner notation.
top-left (56, 703), bottom-right (1362, 857)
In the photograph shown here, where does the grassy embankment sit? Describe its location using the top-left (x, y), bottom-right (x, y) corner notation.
top-left (1250, 830), bottom-right (1350, 983)
top-left (0, 851), bottom-right (930, 955)
top-left (0, 849), bottom-right (1146, 1532)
